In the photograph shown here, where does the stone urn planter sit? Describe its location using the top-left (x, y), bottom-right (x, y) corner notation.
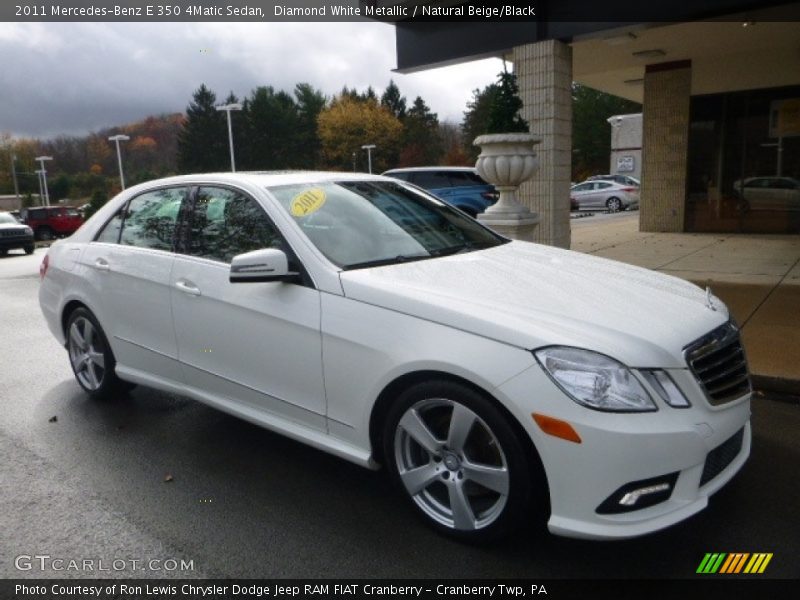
top-left (474, 132), bottom-right (541, 240)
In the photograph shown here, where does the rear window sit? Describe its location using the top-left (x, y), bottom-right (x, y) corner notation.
top-left (447, 171), bottom-right (488, 186)
top-left (409, 171), bottom-right (452, 189)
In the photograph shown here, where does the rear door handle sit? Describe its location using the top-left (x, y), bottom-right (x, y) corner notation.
top-left (93, 258), bottom-right (110, 271)
top-left (175, 280), bottom-right (202, 296)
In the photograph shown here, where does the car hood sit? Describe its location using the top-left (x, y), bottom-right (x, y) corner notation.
top-left (339, 241), bottom-right (728, 368)
top-left (0, 223), bottom-right (27, 231)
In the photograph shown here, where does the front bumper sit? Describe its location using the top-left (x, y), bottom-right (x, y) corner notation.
top-left (0, 233), bottom-right (34, 250)
top-left (496, 363), bottom-right (751, 540)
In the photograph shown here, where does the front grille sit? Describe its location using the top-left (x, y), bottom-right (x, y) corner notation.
top-left (0, 229), bottom-right (25, 238)
top-left (700, 427), bottom-right (744, 486)
top-left (684, 321), bottom-right (751, 405)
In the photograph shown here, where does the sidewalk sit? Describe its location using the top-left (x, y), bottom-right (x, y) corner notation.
top-left (571, 213), bottom-right (800, 393)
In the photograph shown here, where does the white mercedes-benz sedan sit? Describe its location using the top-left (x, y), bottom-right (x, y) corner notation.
top-left (39, 172), bottom-right (751, 542)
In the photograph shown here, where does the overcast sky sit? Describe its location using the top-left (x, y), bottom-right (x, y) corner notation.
top-left (0, 22), bottom-right (503, 139)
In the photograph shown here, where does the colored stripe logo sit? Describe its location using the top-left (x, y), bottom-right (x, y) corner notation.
top-left (697, 553), bottom-right (773, 574)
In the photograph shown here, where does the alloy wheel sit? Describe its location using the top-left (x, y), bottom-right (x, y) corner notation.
top-left (68, 316), bottom-right (106, 391)
top-left (394, 398), bottom-right (510, 531)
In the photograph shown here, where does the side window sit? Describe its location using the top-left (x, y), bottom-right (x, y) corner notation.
top-left (388, 172), bottom-right (410, 182)
top-left (119, 187), bottom-right (186, 251)
top-left (96, 211), bottom-right (124, 244)
top-left (411, 171), bottom-right (453, 189)
top-left (598, 182), bottom-right (613, 189)
top-left (187, 187), bottom-right (282, 264)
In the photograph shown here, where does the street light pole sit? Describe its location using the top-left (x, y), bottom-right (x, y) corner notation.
top-left (361, 144), bottom-right (376, 174)
top-left (108, 134), bottom-right (130, 190)
top-left (10, 154), bottom-right (20, 201)
top-left (216, 103), bottom-right (243, 172)
top-left (35, 169), bottom-right (44, 205)
top-left (35, 156), bottom-right (53, 206)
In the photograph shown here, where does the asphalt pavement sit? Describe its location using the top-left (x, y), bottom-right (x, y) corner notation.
top-left (1, 246), bottom-right (798, 580)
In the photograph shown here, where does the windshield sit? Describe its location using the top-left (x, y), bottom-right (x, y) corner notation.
top-left (0, 213), bottom-right (20, 225)
top-left (268, 180), bottom-right (507, 269)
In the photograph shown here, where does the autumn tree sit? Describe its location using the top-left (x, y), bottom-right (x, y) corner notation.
top-left (177, 84), bottom-right (228, 173)
top-left (317, 95), bottom-right (402, 173)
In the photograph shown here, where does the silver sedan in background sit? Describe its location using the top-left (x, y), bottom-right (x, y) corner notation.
top-left (571, 181), bottom-right (640, 212)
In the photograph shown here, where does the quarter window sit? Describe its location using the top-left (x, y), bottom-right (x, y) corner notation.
top-left (119, 187), bottom-right (186, 251)
top-left (187, 187), bottom-right (282, 264)
top-left (96, 211), bottom-right (124, 244)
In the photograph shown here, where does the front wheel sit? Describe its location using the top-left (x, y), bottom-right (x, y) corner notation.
top-left (24, 244), bottom-right (34, 255)
top-left (383, 380), bottom-right (535, 542)
top-left (66, 308), bottom-right (128, 399)
top-left (606, 197), bottom-right (622, 212)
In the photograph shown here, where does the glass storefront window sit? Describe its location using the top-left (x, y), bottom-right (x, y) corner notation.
top-left (686, 86), bottom-right (800, 233)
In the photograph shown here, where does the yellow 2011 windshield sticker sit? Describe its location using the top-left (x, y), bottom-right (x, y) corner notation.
top-left (290, 188), bottom-right (326, 217)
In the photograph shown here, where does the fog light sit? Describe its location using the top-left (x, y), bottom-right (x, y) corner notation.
top-left (596, 473), bottom-right (678, 514)
top-left (619, 483), bottom-right (671, 506)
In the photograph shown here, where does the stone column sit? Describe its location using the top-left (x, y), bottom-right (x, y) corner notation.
top-left (640, 60), bottom-right (692, 232)
top-left (512, 39), bottom-right (572, 249)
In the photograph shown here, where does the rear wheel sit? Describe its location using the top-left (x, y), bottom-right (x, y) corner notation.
top-left (66, 308), bottom-right (130, 399)
top-left (383, 380), bottom-right (535, 542)
top-left (606, 197), bottom-right (622, 212)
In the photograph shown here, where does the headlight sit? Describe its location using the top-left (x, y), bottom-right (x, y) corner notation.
top-left (534, 346), bottom-right (656, 412)
top-left (25, 227), bottom-right (33, 235)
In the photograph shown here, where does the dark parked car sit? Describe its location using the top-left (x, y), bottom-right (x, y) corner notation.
top-left (382, 167), bottom-right (497, 217)
top-left (21, 206), bottom-right (84, 240)
top-left (0, 211), bottom-right (35, 255)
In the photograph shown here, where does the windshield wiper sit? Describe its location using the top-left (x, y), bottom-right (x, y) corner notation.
top-left (342, 254), bottom-right (433, 271)
top-left (429, 241), bottom-right (498, 256)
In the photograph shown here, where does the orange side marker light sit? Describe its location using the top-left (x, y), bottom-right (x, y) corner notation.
top-left (532, 413), bottom-right (582, 444)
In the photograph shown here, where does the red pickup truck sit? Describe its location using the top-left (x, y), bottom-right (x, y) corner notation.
top-left (22, 206), bottom-right (84, 240)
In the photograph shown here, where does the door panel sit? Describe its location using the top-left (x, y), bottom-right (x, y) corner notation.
top-left (171, 186), bottom-right (326, 428)
top-left (81, 187), bottom-right (186, 382)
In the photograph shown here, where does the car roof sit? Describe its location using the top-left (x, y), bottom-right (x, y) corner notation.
top-left (114, 171), bottom-right (393, 195)
top-left (382, 166), bottom-right (477, 174)
top-left (136, 171), bottom-right (388, 186)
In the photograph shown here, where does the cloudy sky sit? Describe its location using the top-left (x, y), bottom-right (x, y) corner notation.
top-left (0, 22), bottom-right (503, 139)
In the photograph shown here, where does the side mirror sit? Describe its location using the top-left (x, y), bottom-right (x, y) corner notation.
top-left (229, 248), bottom-right (299, 283)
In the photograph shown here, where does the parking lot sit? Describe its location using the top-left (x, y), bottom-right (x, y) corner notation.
top-left (1, 247), bottom-right (798, 579)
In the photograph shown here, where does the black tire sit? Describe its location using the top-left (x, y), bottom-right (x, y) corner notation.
top-left (37, 227), bottom-right (54, 241)
top-left (0, 249), bottom-right (7, 257)
top-left (383, 380), bottom-right (536, 542)
top-left (606, 197), bottom-right (622, 212)
top-left (24, 244), bottom-right (34, 255)
top-left (65, 307), bottom-right (130, 400)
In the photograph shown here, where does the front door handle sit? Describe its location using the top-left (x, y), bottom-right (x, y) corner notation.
top-left (175, 280), bottom-right (202, 296)
top-left (93, 258), bottom-right (110, 271)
